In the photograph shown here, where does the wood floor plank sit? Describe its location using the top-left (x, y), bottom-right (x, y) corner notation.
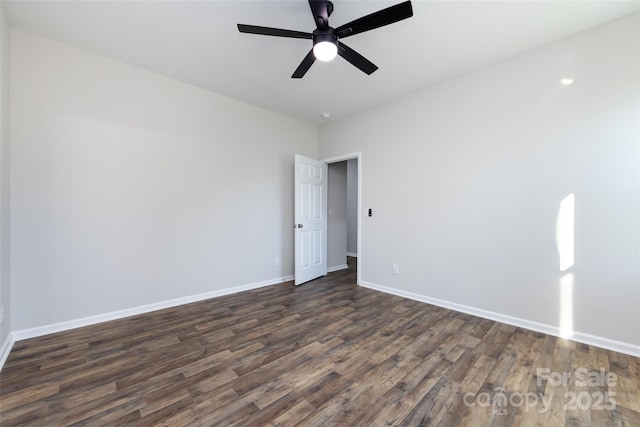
top-left (267, 398), bottom-right (316, 426)
top-left (1, 257), bottom-right (638, 426)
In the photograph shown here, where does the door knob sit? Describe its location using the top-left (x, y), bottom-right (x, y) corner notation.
top-left (297, 224), bottom-right (303, 228)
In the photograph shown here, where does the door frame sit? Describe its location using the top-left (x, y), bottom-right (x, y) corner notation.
top-left (321, 152), bottom-right (362, 286)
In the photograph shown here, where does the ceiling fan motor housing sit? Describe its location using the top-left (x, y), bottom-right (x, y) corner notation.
top-left (313, 28), bottom-right (338, 46)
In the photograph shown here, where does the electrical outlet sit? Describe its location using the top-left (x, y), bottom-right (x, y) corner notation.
top-left (275, 257), bottom-right (280, 266)
top-left (392, 264), bottom-right (399, 275)
top-left (0, 304), bottom-right (4, 324)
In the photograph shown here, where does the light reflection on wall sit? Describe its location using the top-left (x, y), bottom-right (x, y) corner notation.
top-left (556, 193), bottom-right (575, 339)
top-left (559, 273), bottom-right (574, 338)
top-left (556, 193), bottom-right (575, 272)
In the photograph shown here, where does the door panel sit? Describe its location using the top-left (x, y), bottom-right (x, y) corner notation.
top-left (295, 154), bottom-right (327, 285)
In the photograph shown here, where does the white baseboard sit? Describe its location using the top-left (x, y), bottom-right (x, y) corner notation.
top-left (359, 280), bottom-right (640, 358)
top-left (6, 275), bottom-right (636, 372)
top-left (10, 274), bottom-right (295, 344)
top-left (346, 252), bottom-right (358, 258)
top-left (0, 333), bottom-right (15, 372)
top-left (327, 264), bottom-right (349, 273)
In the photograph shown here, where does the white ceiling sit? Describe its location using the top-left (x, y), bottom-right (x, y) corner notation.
top-left (4, 0), bottom-right (640, 125)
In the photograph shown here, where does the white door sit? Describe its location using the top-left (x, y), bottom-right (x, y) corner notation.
top-left (294, 154), bottom-right (328, 285)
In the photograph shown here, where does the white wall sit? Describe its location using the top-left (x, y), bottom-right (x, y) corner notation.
top-left (10, 29), bottom-right (318, 331)
top-left (346, 159), bottom-right (358, 255)
top-left (320, 14), bottom-right (640, 350)
top-left (0, 2), bottom-right (10, 348)
top-left (327, 161), bottom-right (347, 269)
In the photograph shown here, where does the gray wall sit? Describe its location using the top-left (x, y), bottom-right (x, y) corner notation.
top-left (9, 29), bottom-right (318, 331)
top-left (0, 3), bottom-right (10, 350)
top-left (320, 14), bottom-right (640, 349)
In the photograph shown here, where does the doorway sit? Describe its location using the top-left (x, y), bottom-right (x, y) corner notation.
top-left (324, 153), bottom-right (360, 284)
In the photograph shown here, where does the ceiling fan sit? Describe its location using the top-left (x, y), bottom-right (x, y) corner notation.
top-left (237, 0), bottom-right (414, 78)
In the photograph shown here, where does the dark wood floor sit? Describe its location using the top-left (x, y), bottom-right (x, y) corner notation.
top-left (1, 258), bottom-right (639, 426)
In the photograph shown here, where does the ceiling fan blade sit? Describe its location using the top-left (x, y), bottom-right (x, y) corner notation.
top-left (337, 42), bottom-right (378, 75)
top-left (336, 1), bottom-right (413, 39)
top-left (308, 0), bottom-right (329, 30)
top-left (292, 49), bottom-right (317, 78)
top-left (237, 24), bottom-right (312, 39)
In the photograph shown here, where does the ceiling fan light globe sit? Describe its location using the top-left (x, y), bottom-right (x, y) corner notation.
top-left (313, 41), bottom-right (338, 61)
